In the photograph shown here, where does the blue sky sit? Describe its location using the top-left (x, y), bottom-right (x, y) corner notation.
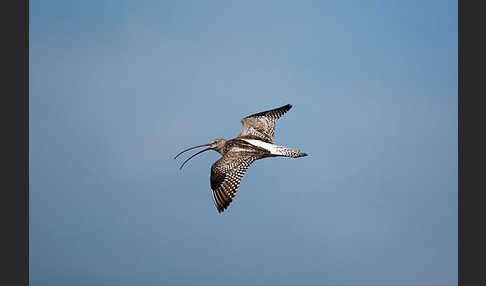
top-left (30, 1), bottom-right (457, 285)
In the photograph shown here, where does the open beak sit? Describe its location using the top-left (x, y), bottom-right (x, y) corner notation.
top-left (174, 143), bottom-right (212, 170)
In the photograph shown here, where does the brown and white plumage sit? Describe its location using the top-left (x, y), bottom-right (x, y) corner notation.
top-left (210, 152), bottom-right (260, 213)
top-left (174, 104), bottom-right (308, 213)
top-left (238, 104), bottom-right (292, 143)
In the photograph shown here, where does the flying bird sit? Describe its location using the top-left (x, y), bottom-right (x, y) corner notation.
top-left (174, 104), bottom-right (308, 213)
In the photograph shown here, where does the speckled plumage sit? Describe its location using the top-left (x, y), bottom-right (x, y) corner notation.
top-left (175, 104), bottom-right (308, 213)
top-left (238, 103), bottom-right (292, 143)
top-left (210, 152), bottom-right (261, 213)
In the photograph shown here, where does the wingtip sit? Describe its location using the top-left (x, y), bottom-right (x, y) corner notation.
top-left (277, 104), bottom-right (292, 112)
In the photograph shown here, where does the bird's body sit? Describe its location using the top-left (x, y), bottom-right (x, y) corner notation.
top-left (174, 104), bottom-right (308, 213)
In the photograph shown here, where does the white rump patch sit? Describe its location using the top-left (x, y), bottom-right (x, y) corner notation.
top-left (241, 139), bottom-right (284, 155)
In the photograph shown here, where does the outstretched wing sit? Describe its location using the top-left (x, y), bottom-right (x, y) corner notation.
top-left (238, 104), bottom-right (292, 143)
top-left (210, 152), bottom-right (260, 213)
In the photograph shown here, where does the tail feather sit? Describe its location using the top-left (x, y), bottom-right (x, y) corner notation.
top-left (274, 146), bottom-right (308, 158)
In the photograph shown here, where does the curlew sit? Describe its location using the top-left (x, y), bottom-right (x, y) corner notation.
top-left (174, 104), bottom-right (308, 213)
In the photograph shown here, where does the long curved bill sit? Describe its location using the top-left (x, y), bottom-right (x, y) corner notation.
top-left (174, 143), bottom-right (211, 159)
top-left (178, 147), bottom-right (212, 170)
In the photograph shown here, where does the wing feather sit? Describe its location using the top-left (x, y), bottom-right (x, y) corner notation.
top-left (210, 152), bottom-right (260, 213)
top-left (238, 104), bottom-right (292, 143)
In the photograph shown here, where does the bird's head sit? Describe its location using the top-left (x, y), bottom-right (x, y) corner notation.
top-left (174, 138), bottom-right (227, 169)
top-left (209, 138), bottom-right (226, 153)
